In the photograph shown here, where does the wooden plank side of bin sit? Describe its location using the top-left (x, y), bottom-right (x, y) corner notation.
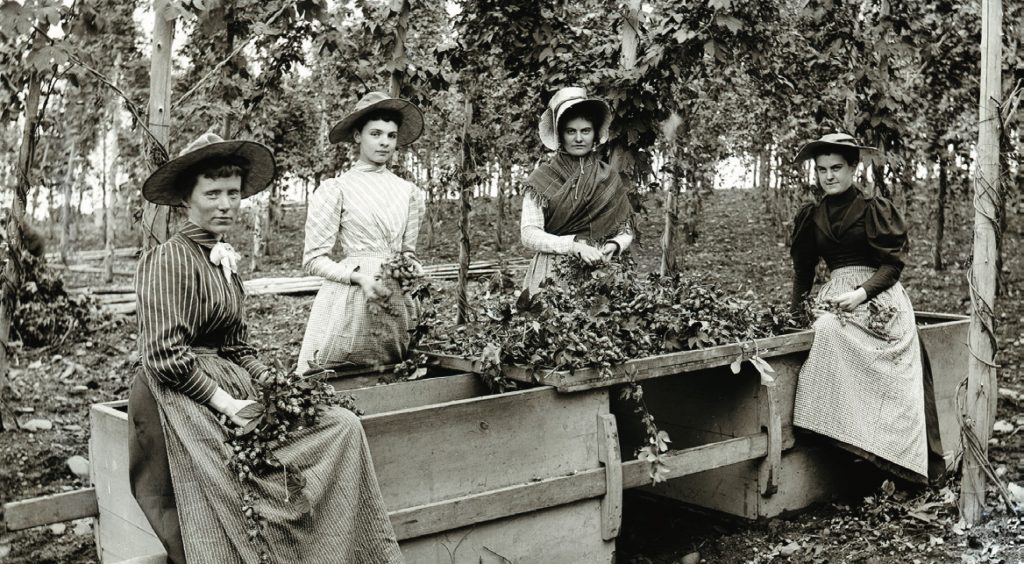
top-left (420, 331), bottom-right (816, 392)
top-left (341, 372), bottom-right (487, 415)
top-left (400, 499), bottom-right (613, 564)
top-left (89, 401), bottom-right (166, 564)
top-left (916, 315), bottom-right (969, 464)
top-left (361, 386), bottom-right (609, 511)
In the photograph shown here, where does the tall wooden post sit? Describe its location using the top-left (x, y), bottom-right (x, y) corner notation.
top-left (104, 54), bottom-right (123, 283)
top-left (959, 0), bottom-right (1002, 525)
top-left (456, 97), bottom-right (473, 325)
top-left (60, 134), bottom-right (77, 266)
top-left (609, 0), bottom-right (640, 175)
top-left (141, 0), bottom-right (176, 248)
top-left (390, 0), bottom-right (410, 98)
top-left (0, 40), bottom-right (43, 431)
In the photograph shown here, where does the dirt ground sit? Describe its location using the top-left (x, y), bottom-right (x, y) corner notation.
top-left (1, 187), bottom-right (1022, 563)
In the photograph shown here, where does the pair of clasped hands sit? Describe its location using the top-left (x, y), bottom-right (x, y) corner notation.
top-left (825, 287), bottom-right (868, 312)
top-left (572, 241), bottom-right (619, 265)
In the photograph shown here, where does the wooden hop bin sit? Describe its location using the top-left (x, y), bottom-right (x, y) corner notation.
top-left (5, 313), bottom-right (968, 562)
top-left (88, 373), bottom-right (619, 563)
top-left (424, 312), bottom-right (969, 520)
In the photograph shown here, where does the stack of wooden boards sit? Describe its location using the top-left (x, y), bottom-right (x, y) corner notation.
top-left (72, 258), bottom-right (530, 315)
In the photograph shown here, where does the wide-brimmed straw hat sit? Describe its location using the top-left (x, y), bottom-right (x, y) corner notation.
top-left (142, 132), bottom-right (275, 206)
top-left (538, 87), bottom-right (612, 151)
top-left (328, 91), bottom-right (424, 146)
top-left (794, 133), bottom-right (875, 163)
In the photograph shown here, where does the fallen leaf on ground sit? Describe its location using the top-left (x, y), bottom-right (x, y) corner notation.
top-left (779, 541), bottom-right (801, 556)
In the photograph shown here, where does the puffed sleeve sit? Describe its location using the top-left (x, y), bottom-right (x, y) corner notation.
top-left (860, 196), bottom-right (907, 299)
top-left (136, 244), bottom-right (219, 403)
top-left (402, 183), bottom-right (425, 254)
top-left (789, 202), bottom-right (819, 313)
top-left (303, 178), bottom-right (358, 283)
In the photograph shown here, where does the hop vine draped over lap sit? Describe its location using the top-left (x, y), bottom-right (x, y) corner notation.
top-left (129, 222), bottom-right (403, 563)
top-left (789, 188), bottom-right (929, 481)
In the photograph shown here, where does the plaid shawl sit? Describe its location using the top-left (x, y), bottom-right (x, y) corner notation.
top-left (525, 152), bottom-right (632, 241)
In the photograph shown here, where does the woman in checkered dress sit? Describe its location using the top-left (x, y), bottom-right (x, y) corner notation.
top-left (296, 93), bottom-right (425, 374)
top-left (789, 133), bottom-right (942, 483)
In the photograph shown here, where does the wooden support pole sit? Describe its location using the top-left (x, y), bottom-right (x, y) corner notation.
top-left (456, 97), bottom-right (473, 325)
top-left (1, 34), bottom-right (43, 431)
top-left (959, 0), bottom-right (1002, 525)
top-left (104, 53), bottom-right (123, 284)
top-left (609, 0), bottom-right (641, 175)
top-left (389, 0), bottom-right (410, 98)
top-left (141, 0), bottom-right (176, 248)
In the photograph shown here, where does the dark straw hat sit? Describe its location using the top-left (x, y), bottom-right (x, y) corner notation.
top-left (794, 132), bottom-right (875, 163)
top-left (328, 91), bottom-right (424, 146)
top-left (142, 132), bottom-right (275, 206)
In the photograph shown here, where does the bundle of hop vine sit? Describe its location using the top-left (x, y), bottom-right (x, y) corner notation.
top-left (220, 366), bottom-right (360, 559)
top-left (380, 252), bottom-right (423, 292)
top-left (807, 296), bottom-right (899, 340)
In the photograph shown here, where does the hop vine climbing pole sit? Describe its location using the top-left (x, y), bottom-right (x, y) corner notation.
top-left (456, 97), bottom-right (473, 325)
top-left (140, 0), bottom-right (175, 248)
top-left (959, 0), bottom-right (1003, 525)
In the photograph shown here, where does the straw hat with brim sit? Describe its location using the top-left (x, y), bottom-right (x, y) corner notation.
top-left (142, 132), bottom-right (276, 206)
top-left (794, 133), bottom-right (876, 163)
top-left (539, 87), bottom-right (612, 151)
top-left (328, 91), bottom-right (424, 146)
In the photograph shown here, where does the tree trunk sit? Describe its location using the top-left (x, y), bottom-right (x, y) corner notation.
top-left (423, 148), bottom-right (436, 250)
top-left (141, 0), bottom-right (176, 248)
top-left (496, 163), bottom-right (507, 252)
top-left (932, 155), bottom-right (948, 271)
top-left (390, 0), bottom-right (410, 97)
top-left (457, 98), bottom-right (473, 325)
top-left (60, 136), bottom-right (77, 266)
top-left (959, 0), bottom-right (1002, 525)
top-left (1, 44), bottom-right (43, 431)
top-left (609, 0), bottom-right (640, 174)
top-left (659, 188), bottom-right (677, 275)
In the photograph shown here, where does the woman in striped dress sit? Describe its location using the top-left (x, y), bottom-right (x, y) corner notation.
top-left (521, 87), bottom-right (634, 294)
top-left (296, 92), bottom-right (425, 374)
top-left (128, 133), bottom-right (403, 563)
top-left (789, 133), bottom-right (942, 483)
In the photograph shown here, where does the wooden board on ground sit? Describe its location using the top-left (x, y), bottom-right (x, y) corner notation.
top-left (3, 488), bottom-right (98, 531)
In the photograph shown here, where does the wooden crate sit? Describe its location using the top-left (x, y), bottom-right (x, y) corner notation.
top-left (89, 373), bottom-right (618, 563)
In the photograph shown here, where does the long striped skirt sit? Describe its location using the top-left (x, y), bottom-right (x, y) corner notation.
top-left (793, 266), bottom-right (928, 481)
top-left (130, 352), bottom-right (404, 563)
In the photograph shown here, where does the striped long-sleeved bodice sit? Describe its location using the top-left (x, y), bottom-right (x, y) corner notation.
top-left (135, 221), bottom-right (267, 403)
